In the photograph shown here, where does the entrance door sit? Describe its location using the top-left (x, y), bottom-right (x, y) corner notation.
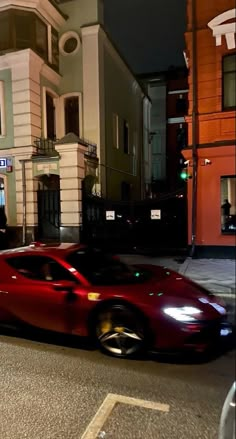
top-left (37, 175), bottom-right (60, 241)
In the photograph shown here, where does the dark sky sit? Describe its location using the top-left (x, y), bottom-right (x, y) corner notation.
top-left (104, 0), bottom-right (186, 74)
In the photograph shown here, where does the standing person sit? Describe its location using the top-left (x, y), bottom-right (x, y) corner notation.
top-left (0, 206), bottom-right (7, 250)
top-left (221, 199), bottom-right (231, 231)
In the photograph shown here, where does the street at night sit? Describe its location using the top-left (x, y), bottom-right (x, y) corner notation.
top-left (0, 328), bottom-right (235, 439)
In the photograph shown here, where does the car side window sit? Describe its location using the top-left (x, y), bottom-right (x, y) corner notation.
top-left (6, 255), bottom-right (76, 283)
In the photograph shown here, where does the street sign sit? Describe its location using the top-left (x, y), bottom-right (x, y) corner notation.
top-left (151, 209), bottom-right (161, 220)
top-left (0, 158), bottom-right (7, 169)
top-left (106, 210), bottom-right (115, 220)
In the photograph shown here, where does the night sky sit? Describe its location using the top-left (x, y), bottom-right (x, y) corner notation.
top-left (104, 0), bottom-right (187, 74)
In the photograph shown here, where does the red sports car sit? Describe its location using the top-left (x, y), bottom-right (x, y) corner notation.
top-left (0, 243), bottom-right (231, 358)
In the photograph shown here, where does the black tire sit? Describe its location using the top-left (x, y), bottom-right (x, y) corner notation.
top-left (95, 304), bottom-right (146, 358)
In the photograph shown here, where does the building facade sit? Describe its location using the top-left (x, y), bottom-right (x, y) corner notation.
top-left (139, 68), bottom-right (188, 197)
top-left (184, 0), bottom-right (236, 257)
top-left (0, 0), bottom-right (151, 245)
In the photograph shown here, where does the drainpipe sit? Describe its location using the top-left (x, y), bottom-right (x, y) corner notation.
top-left (19, 160), bottom-right (27, 245)
top-left (190, 0), bottom-right (198, 258)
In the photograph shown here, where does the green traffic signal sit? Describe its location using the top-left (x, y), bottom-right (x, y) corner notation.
top-left (180, 168), bottom-right (191, 180)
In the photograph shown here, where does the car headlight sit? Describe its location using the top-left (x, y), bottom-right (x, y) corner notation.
top-left (163, 306), bottom-right (202, 322)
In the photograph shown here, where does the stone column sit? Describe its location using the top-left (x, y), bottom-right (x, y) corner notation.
top-left (55, 136), bottom-right (87, 243)
top-left (14, 149), bottom-right (38, 244)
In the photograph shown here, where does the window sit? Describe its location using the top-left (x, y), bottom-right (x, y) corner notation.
top-left (66, 248), bottom-right (149, 286)
top-left (132, 132), bottom-right (137, 176)
top-left (0, 10), bottom-right (48, 63)
top-left (0, 81), bottom-right (6, 137)
top-left (59, 31), bottom-right (81, 57)
top-left (6, 255), bottom-right (76, 282)
top-left (223, 54), bottom-right (236, 109)
top-left (221, 176), bottom-right (236, 233)
top-left (176, 95), bottom-right (187, 114)
top-left (177, 125), bottom-right (187, 150)
top-left (51, 28), bottom-right (59, 69)
top-left (123, 120), bottom-right (129, 154)
top-left (46, 93), bottom-right (56, 140)
top-left (0, 12), bottom-right (10, 52)
top-left (15, 12), bottom-right (33, 50)
top-left (35, 17), bottom-right (48, 60)
top-left (64, 96), bottom-right (79, 137)
top-left (112, 113), bottom-right (119, 148)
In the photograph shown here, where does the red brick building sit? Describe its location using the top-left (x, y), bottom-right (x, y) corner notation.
top-left (184, 0), bottom-right (236, 257)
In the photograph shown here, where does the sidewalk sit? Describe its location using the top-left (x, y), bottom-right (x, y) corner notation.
top-left (119, 254), bottom-right (236, 295)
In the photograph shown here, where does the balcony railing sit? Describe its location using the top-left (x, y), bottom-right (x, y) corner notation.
top-left (33, 136), bottom-right (97, 158)
top-left (79, 137), bottom-right (97, 158)
top-left (33, 137), bottom-right (59, 157)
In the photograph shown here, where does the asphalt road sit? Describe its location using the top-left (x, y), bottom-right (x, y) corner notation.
top-left (0, 330), bottom-right (235, 439)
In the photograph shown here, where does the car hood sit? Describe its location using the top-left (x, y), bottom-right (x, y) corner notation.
top-left (132, 264), bottom-right (211, 298)
top-left (130, 264), bottom-right (227, 317)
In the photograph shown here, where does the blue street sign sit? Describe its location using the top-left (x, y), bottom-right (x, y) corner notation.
top-left (0, 158), bottom-right (7, 169)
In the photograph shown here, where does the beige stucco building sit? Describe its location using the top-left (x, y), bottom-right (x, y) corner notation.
top-left (0, 0), bottom-right (151, 244)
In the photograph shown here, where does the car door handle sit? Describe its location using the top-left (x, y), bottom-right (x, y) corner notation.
top-left (0, 290), bottom-right (8, 294)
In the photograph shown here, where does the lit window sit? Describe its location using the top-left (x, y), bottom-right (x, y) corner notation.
top-left (0, 81), bottom-right (6, 137)
top-left (112, 113), bottom-right (119, 149)
top-left (221, 176), bottom-right (236, 234)
top-left (223, 54), bottom-right (236, 110)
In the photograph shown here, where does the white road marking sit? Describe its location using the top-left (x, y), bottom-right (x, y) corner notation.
top-left (81, 393), bottom-right (169, 439)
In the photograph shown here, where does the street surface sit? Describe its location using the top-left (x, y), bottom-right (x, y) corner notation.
top-left (0, 330), bottom-right (235, 439)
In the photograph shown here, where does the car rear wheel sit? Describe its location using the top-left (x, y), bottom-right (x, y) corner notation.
top-left (95, 304), bottom-right (146, 358)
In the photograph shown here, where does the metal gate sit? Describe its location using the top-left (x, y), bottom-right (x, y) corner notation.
top-left (37, 189), bottom-right (60, 240)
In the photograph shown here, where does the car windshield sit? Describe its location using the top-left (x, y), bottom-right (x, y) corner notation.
top-left (66, 248), bottom-right (150, 285)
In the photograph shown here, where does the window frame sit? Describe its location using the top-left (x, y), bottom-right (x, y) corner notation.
top-left (64, 96), bottom-right (80, 137)
top-left (112, 113), bottom-right (119, 149)
top-left (220, 175), bottom-right (236, 235)
top-left (0, 9), bottom-right (49, 65)
top-left (222, 53), bottom-right (236, 111)
top-left (6, 255), bottom-right (78, 283)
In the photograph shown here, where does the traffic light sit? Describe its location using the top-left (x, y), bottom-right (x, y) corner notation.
top-left (180, 168), bottom-right (191, 180)
top-left (179, 156), bottom-right (192, 180)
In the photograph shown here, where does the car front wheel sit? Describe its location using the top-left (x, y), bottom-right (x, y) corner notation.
top-left (95, 304), bottom-right (146, 358)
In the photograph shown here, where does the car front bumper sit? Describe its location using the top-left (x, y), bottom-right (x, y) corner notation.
top-left (153, 318), bottom-right (233, 353)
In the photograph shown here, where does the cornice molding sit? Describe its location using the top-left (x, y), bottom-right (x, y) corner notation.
top-left (208, 9), bottom-right (236, 50)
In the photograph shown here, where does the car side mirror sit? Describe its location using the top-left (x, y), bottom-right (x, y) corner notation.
top-left (53, 281), bottom-right (77, 303)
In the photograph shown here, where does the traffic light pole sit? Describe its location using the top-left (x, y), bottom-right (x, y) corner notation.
top-left (190, 0), bottom-right (198, 258)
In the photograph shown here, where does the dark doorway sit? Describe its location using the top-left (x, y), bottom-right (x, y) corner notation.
top-left (37, 175), bottom-right (60, 241)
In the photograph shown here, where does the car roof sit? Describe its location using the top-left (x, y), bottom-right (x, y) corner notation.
top-left (0, 242), bottom-right (85, 258)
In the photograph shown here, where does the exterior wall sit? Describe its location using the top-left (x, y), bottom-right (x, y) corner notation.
top-left (184, 0), bottom-right (236, 256)
top-left (82, 25), bottom-right (147, 200)
top-left (102, 36), bottom-right (144, 200)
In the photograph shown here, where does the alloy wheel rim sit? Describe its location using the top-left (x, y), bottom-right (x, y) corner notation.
top-left (98, 327), bottom-right (143, 356)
